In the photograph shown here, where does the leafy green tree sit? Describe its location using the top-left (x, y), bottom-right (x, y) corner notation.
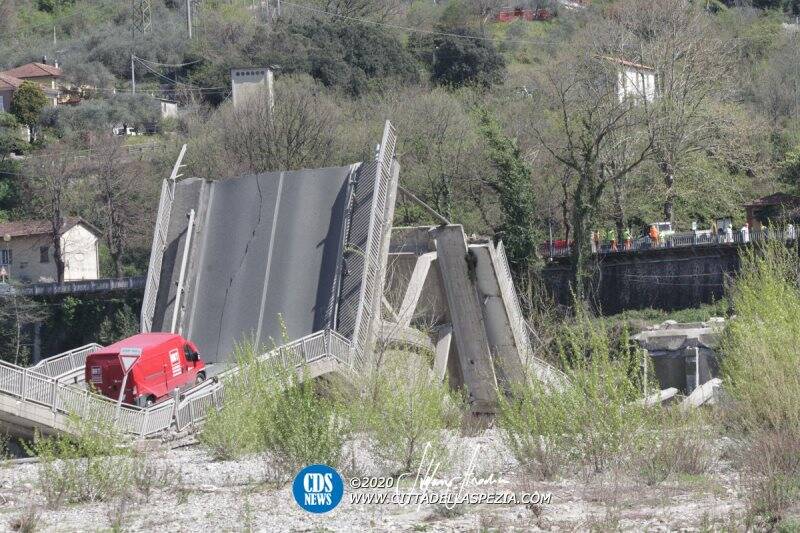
top-left (37, 0), bottom-right (76, 12)
top-left (428, 27), bottom-right (506, 88)
top-left (10, 81), bottom-right (48, 142)
top-left (479, 110), bottom-right (538, 277)
top-left (779, 146), bottom-right (800, 188)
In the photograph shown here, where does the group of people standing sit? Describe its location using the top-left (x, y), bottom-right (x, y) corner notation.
top-left (591, 228), bottom-right (633, 252)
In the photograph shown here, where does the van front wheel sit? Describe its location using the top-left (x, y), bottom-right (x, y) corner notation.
top-left (195, 372), bottom-right (206, 385)
top-left (137, 395), bottom-right (155, 408)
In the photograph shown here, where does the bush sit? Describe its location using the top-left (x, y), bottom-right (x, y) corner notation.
top-left (499, 307), bottom-right (651, 477)
top-left (720, 241), bottom-right (800, 433)
top-left (28, 415), bottom-right (150, 508)
top-left (346, 350), bottom-right (460, 475)
top-left (200, 340), bottom-right (348, 477)
top-left (741, 430), bottom-right (800, 527)
top-left (630, 410), bottom-right (716, 486)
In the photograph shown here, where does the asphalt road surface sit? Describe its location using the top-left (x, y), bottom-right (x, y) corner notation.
top-left (166, 166), bottom-right (354, 363)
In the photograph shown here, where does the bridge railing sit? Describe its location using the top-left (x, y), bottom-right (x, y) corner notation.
top-left (0, 357), bottom-right (175, 437)
top-left (31, 343), bottom-right (103, 379)
top-left (543, 228), bottom-right (798, 258)
top-left (349, 122), bottom-right (397, 370)
top-left (141, 179), bottom-right (175, 332)
top-left (173, 329), bottom-right (352, 432)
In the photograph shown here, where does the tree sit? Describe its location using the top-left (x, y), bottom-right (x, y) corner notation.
top-left (478, 110), bottom-right (539, 282)
top-left (88, 136), bottom-right (148, 278)
top-left (0, 290), bottom-right (45, 366)
top-left (614, 0), bottom-right (739, 223)
top-left (10, 81), bottom-right (47, 142)
top-left (533, 30), bottom-right (654, 301)
top-left (428, 27), bottom-right (506, 88)
top-left (23, 142), bottom-right (79, 282)
top-left (190, 76), bottom-right (342, 178)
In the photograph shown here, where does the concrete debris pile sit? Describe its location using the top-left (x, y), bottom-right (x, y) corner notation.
top-left (633, 318), bottom-right (726, 406)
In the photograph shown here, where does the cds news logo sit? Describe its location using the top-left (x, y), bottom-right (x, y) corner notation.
top-left (292, 464), bottom-right (344, 513)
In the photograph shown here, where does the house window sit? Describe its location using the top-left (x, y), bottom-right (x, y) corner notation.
top-left (0, 249), bottom-right (11, 265)
top-left (0, 95), bottom-right (4, 111)
top-left (40, 245), bottom-right (50, 263)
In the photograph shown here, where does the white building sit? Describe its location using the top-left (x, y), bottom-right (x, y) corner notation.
top-left (230, 67), bottom-right (273, 108)
top-left (0, 218), bottom-right (100, 283)
top-left (605, 57), bottom-right (657, 104)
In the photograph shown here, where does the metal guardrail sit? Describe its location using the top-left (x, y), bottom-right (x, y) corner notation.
top-left (31, 343), bottom-right (102, 379)
top-left (173, 329), bottom-right (353, 431)
top-left (544, 228), bottom-right (796, 258)
top-left (20, 277), bottom-right (145, 297)
top-left (141, 179), bottom-right (175, 332)
top-left (0, 358), bottom-right (175, 437)
top-left (349, 121), bottom-right (397, 370)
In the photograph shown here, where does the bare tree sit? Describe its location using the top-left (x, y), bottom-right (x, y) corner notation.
top-left (89, 135), bottom-right (148, 278)
top-left (613, 0), bottom-right (738, 223)
top-left (24, 143), bottom-right (79, 283)
top-left (533, 25), bottom-right (654, 300)
top-left (0, 290), bottom-right (45, 366)
top-left (194, 76), bottom-right (341, 178)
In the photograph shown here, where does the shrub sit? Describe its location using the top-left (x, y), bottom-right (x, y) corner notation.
top-left (346, 350), bottom-right (460, 475)
top-left (200, 340), bottom-right (349, 477)
top-left (630, 410), bottom-right (716, 486)
top-left (720, 241), bottom-right (800, 433)
top-left (499, 307), bottom-right (651, 477)
top-left (740, 430), bottom-right (800, 527)
top-left (28, 415), bottom-right (149, 508)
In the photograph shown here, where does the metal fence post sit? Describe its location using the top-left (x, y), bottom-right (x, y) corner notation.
top-left (20, 371), bottom-right (27, 401)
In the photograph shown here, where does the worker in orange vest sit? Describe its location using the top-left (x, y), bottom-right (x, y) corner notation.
top-left (649, 224), bottom-right (660, 247)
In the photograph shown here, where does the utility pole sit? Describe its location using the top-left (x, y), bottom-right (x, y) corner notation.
top-left (267, 68), bottom-right (275, 120)
top-left (186, 0), bottom-right (192, 39)
top-left (131, 55), bottom-right (136, 94)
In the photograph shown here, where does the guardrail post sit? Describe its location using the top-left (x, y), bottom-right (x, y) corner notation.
top-left (50, 379), bottom-right (58, 412)
top-left (20, 371), bottom-right (27, 401)
top-left (324, 329), bottom-right (330, 356)
top-left (81, 391), bottom-right (89, 417)
top-left (141, 408), bottom-right (149, 437)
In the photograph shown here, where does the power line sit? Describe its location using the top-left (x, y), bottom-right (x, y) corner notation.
top-left (135, 57), bottom-right (203, 68)
top-left (279, 1), bottom-right (565, 46)
top-left (133, 56), bottom-right (226, 91)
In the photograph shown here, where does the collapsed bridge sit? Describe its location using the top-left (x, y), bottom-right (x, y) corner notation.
top-left (0, 121), bottom-right (563, 438)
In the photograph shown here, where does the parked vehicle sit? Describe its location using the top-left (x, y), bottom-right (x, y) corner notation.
top-left (85, 332), bottom-right (206, 407)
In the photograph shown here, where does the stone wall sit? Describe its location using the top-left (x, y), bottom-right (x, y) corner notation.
top-left (541, 245), bottom-right (741, 314)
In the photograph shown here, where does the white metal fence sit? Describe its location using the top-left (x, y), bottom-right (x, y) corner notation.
top-left (31, 343), bottom-right (102, 379)
top-left (349, 121), bottom-right (397, 369)
top-left (140, 179), bottom-right (175, 332)
top-left (0, 330), bottom-right (352, 437)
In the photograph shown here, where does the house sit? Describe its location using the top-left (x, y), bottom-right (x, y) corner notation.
top-left (604, 57), bottom-right (657, 104)
top-left (0, 218), bottom-right (100, 284)
top-left (0, 73), bottom-right (23, 113)
top-left (744, 193), bottom-right (800, 230)
top-left (0, 61), bottom-right (63, 109)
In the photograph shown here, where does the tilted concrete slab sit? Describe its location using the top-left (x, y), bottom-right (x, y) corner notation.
top-left (682, 378), bottom-right (723, 409)
top-left (151, 166), bottom-right (357, 362)
top-left (433, 226), bottom-right (498, 413)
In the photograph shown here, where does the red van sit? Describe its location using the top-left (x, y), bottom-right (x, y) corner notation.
top-left (85, 333), bottom-right (206, 407)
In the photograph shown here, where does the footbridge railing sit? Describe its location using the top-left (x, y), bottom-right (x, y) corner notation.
top-left (30, 343), bottom-right (102, 379)
top-left (0, 330), bottom-right (352, 438)
top-left (173, 329), bottom-right (353, 431)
